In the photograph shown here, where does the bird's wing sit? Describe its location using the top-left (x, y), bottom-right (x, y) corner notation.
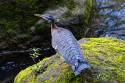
top-left (52, 28), bottom-right (85, 66)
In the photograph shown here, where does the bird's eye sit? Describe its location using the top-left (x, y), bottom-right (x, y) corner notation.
top-left (48, 20), bottom-right (51, 23)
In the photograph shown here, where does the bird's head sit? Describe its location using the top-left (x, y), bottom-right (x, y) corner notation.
top-left (34, 14), bottom-right (54, 23)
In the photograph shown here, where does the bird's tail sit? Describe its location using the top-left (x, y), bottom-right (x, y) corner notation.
top-left (72, 61), bottom-right (90, 75)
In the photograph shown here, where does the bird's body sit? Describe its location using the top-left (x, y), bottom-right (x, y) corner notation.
top-left (34, 14), bottom-right (90, 75)
top-left (51, 26), bottom-right (90, 75)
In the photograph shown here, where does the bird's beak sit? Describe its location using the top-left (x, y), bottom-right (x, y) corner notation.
top-left (34, 14), bottom-right (43, 18)
top-left (34, 14), bottom-right (50, 22)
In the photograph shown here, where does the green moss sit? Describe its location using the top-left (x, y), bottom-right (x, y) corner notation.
top-left (55, 63), bottom-right (59, 67)
top-left (41, 57), bottom-right (50, 63)
top-left (0, 0), bottom-right (72, 41)
top-left (75, 0), bottom-right (92, 25)
top-left (81, 38), bottom-right (125, 82)
top-left (55, 38), bottom-right (125, 83)
top-left (43, 71), bottom-right (48, 75)
top-left (84, 0), bottom-right (92, 24)
top-left (44, 76), bottom-right (53, 83)
top-left (31, 75), bottom-right (37, 83)
top-left (47, 62), bottom-right (53, 69)
top-left (75, 0), bottom-right (92, 38)
top-left (58, 0), bottom-right (76, 10)
top-left (55, 53), bottom-right (60, 58)
top-left (14, 66), bottom-right (34, 83)
top-left (63, 11), bottom-right (72, 17)
top-left (14, 57), bottom-right (49, 83)
top-left (71, 0), bottom-right (92, 39)
top-left (62, 0), bottom-right (76, 17)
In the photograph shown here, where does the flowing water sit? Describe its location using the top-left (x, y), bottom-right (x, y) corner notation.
top-left (0, 0), bottom-right (125, 83)
top-left (88, 0), bottom-right (125, 39)
top-left (0, 56), bottom-right (34, 83)
top-left (0, 48), bottom-right (55, 83)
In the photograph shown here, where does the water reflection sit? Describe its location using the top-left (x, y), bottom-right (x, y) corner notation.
top-left (0, 47), bottom-right (55, 83)
top-left (89, 0), bottom-right (125, 40)
top-left (0, 56), bottom-right (33, 83)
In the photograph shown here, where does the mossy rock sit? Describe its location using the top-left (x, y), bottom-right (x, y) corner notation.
top-left (0, 0), bottom-right (92, 50)
top-left (34, 0), bottom-right (93, 39)
top-left (14, 38), bottom-right (125, 83)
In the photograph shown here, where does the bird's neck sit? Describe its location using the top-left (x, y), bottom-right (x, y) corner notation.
top-left (51, 20), bottom-right (59, 36)
top-left (51, 20), bottom-right (58, 29)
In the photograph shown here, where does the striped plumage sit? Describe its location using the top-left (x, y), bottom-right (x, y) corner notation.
top-left (34, 14), bottom-right (90, 75)
top-left (52, 27), bottom-right (90, 75)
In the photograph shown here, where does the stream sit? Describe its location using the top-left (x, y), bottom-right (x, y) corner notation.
top-left (0, 0), bottom-right (125, 83)
top-left (0, 48), bottom-right (55, 83)
top-left (88, 0), bottom-right (125, 39)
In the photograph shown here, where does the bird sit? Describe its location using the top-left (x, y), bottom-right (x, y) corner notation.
top-left (34, 14), bottom-right (90, 75)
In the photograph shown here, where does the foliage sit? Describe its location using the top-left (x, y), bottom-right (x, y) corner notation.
top-left (30, 47), bottom-right (40, 63)
top-left (30, 47), bottom-right (45, 74)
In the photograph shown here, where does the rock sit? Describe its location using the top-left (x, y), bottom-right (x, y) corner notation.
top-left (14, 38), bottom-right (125, 83)
top-left (0, 0), bottom-right (92, 51)
top-left (33, 0), bottom-right (92, 38)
